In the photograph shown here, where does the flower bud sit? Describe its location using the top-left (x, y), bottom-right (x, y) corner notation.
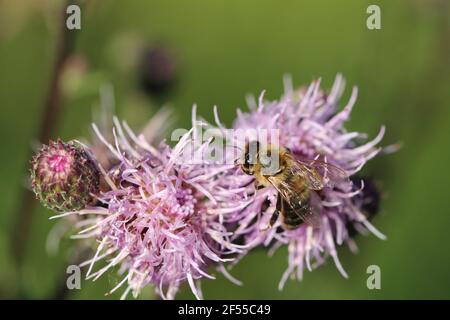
top-left (31, 140), bottom-right (100, 212)
top-left (348, 176), bottom-right (381, 238)
top-left (138, 46), bottom-right (177, 97)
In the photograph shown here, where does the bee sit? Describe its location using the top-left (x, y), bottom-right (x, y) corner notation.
top-left (239, 141), bottom-right (348, 230)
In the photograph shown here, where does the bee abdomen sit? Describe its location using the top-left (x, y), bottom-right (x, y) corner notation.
top-left (282, 195), bottom-right (311, 229)
top-left (283, 210), bottom-right (305, 229)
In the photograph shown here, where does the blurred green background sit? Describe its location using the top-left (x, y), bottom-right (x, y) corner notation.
top-left (1, 0), bottom-right (449, 299)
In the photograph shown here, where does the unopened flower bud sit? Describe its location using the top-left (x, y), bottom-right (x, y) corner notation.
top-left (351, 176), bottom-right (381, 220)
top-left (31, 139), bottom-right (100, 212)
top-left (348, 176), bottom-right (381, 238)
top-left (138, 46), bottom-right (177, 97)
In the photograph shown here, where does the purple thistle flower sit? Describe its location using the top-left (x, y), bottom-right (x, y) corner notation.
top-left (53, 119), bottom-right (243, 300)
top-left (212, 75), bottom-right (393, 289)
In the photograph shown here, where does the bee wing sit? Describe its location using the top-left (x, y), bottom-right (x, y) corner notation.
top-left (267, 177), bottom-right (321, 229)
top-left (292, 158), bottom-right (349, 190)
top-left (267, 177), bottom-right (297, 206)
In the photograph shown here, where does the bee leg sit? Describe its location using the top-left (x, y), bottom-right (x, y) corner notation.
top-left (255, 181), bottom-right (265, 190)
top-left (269, 210), bottom-right (279, 227)
top-left (269, 193), bottom-right (282, 227)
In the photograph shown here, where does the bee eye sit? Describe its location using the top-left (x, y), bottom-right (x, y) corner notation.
top-left (240, 152), bottom-right (255, 175)
top-left (245, 152), bottom-right (251, 165)
top-left (244, 148), bottom-right (259, 165)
